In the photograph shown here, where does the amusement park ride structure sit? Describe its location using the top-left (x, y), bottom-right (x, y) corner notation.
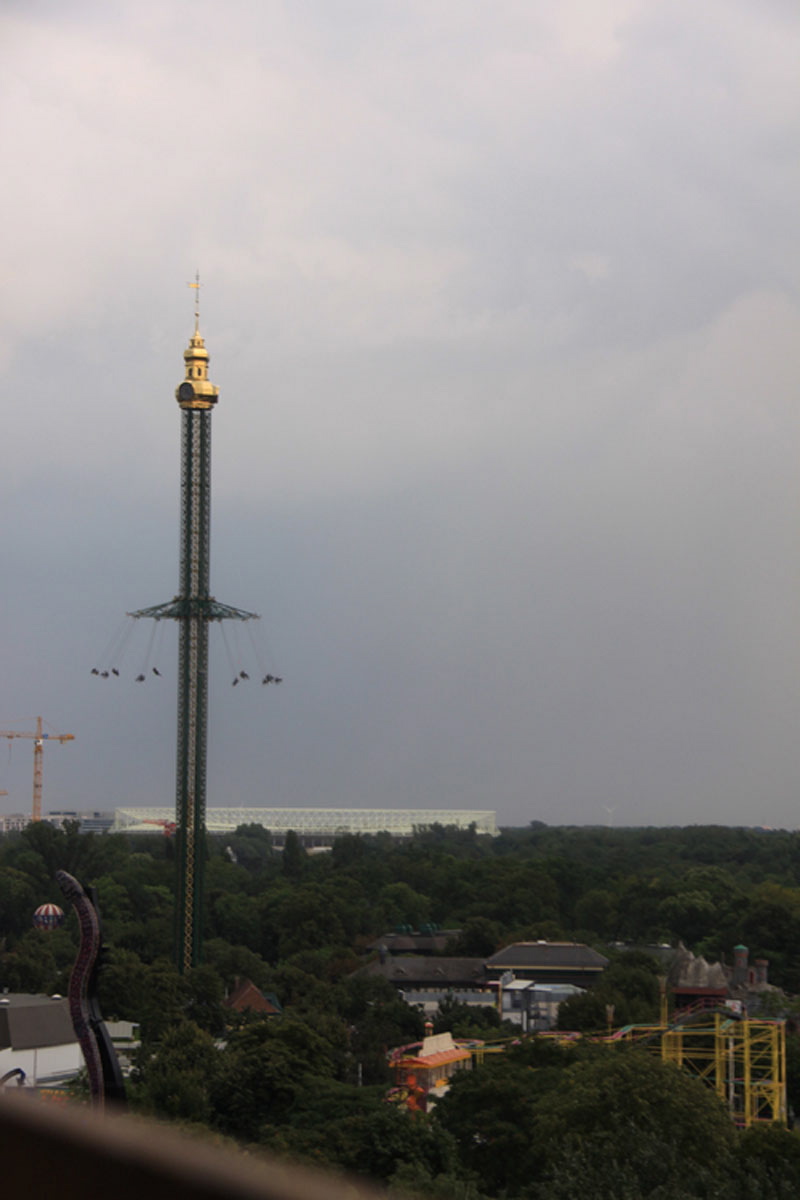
top-left (128, 280), bottom-right (258, 973)
top-left (390, 1001), bottom-right (787, 1128)
top-left (655, 1005), bottom-right (786, 1128)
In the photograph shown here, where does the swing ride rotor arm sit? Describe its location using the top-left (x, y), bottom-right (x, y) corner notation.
top-left (127, 597), bottom-right (260, 621)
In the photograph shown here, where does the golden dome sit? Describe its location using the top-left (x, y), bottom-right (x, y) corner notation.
top-left (176, 326), bottom-right (219, 409)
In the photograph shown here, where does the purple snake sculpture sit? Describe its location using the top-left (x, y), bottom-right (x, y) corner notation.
top-left (56, 869), bottom-right (126, 1109)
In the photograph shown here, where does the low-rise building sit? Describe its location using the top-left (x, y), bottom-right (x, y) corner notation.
top-left (2, 811), bottom-right (116, 834)
top-left (357, 956), bottom-right (495, 1014)
top-left (368, 929), bottom-right (460, 957)
top-left (0, 994), bottom-right (83, 1088)
top-left (668, 943), bottom-right (779, 1015)
top-left (223, 978), bottom-right (283, 1017)
top-left (485, 942), bottom-right (609, 989)
top-left (498, 979), bottom-right (585, 1032)
top-left (0, 813), bottom-right (30, 834)
top-left (357, 940), bottom-right (609, 1017)
top-left (45, 811), bottom-right (116, 834)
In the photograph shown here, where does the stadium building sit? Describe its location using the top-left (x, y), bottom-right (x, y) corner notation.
top-left (110, 807), bottom-right (497, 846)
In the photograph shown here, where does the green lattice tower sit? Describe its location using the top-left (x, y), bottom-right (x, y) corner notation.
top-left (130, 314), bottom-right (257, 972)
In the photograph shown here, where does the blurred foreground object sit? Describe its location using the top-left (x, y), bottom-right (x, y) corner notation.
top-left (0, 1095), bottom-right (387, 1200)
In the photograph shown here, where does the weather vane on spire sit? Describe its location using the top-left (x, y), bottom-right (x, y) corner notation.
top-left (187, 270), bottom-right (201, 332)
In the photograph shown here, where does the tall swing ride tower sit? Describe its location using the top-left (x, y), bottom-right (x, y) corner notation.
top-left (130, 281), bottom-right (258, 972)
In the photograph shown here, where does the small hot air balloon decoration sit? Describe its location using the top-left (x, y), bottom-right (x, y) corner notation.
top-left (33, 903), bottom-right (65, 931)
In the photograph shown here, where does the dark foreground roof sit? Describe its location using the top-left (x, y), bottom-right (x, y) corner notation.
top-left (0, 994), bottom-right (75, 1051)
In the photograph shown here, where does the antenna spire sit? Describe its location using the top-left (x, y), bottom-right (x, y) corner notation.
top-left (187, 271), bottom-right (201, 332)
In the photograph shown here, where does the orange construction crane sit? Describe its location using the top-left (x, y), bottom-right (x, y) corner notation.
top-left (0, 717), bottom-right (75, 822)
top-left (141, 819), bottom-right (177, 837)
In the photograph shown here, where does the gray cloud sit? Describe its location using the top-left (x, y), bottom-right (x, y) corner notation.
top-left (1, 1), bottom-right (799, 828)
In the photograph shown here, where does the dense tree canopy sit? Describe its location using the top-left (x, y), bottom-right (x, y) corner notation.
top-left (4, 819), bottom-right (800, 1194)
top-left (435, 1043), bottom-right (740, 1197)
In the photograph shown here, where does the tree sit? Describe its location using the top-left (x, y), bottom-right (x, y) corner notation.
top-left (330, 833), bottom-right (367, 870)
top-left (0, 928), bottom-right (63, 993)
top-left (18, 819), bottom-right (118, 882)
top-left (184, 963), bottom-right (226, 1034)
top-left (211, 1015), bottom-right (343, 1141)
top-left (334, 973), bottom-right (425, 1084)
top-left (446, 916), bottom-right (503, 957)
top-left (574, 888), bottom-right (618, 939)
top-left (270, 1102), bottom-right (462, 1186)
top-left (0, 867), bottom-right (40, 938)
top-left (557, 953), bottom-right (660, 1033)
top-left (433, 994), bottom-right (503, 1039)
top-left (434, 1059), bottom-right (559, 1194)
top-left (210, 892), bottom-right (262, 951)
top-left (225, 834), bottom-right (274, 874)
top-left (136, 959), bottom-right (189, 1041)
top-left (531, 1050), bottom-right (736, 1198)
top-left (436, 1045), bottom-right (739, 1198)
top-left (270, 885), bottom-right (349, 959)
top-left (97, 947), bottom-right (150, 1020)
top-left (378, 881), bottom-right (432, 931)
top-left (658, 891), bottom-right (719, 945)
top-left (281, 830), bottom-right (306, 878)
top-left (556, 987), bottom-right (609, 1033)
top-left (135, 1021), bottom-right (220, 1123)
top-left (203, 938), bottom-right (271, 991)
top-left (734, 1126), bottom-right (800, 1198)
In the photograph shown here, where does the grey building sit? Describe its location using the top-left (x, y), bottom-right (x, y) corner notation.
top-left (485, 942), bottom-right (608, 989)
top-left (0, 994), bottom-right (83, 1087)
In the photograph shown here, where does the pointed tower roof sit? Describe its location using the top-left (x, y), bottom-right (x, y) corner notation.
top-left (175, 272), bottom-right (219, 409)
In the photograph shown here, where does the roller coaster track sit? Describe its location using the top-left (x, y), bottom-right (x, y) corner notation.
top-left (56, 870), bottom-right (126, 1109)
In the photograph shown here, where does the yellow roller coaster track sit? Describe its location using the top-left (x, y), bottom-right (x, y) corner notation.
top-left (473, 1005), bottom-right (787, 1128)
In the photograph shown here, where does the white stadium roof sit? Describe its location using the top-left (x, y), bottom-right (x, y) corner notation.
top-left (110, 807), bottom-right (497, 837)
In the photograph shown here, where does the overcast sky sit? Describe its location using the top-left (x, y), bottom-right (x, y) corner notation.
top-left (2, 0), bottom-right (799, 830)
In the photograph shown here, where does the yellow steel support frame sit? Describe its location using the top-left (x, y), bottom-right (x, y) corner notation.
top-left (519, 1015), bottom-right (786, 1129)
top-left (651, 1014), bottom-right (785, 1128)
top-left (734, 1018), bottom-right (786, 1127)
